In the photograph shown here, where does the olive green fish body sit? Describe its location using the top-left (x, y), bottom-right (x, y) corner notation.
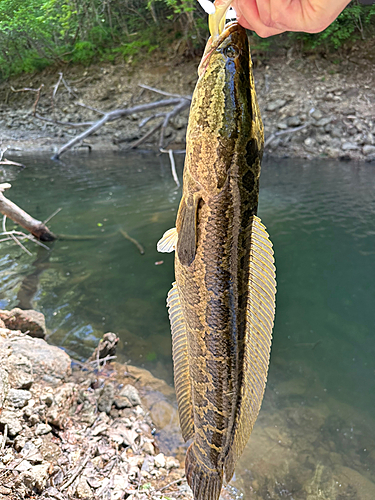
top-left (158, 22), bottom-right (276, 500)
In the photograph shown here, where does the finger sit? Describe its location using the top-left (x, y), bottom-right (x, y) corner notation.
top-left (232, 0), bottom-right (285, 37)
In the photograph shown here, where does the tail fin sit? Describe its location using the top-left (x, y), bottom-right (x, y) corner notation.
top-left (185, 444), bottom-right (223, 500)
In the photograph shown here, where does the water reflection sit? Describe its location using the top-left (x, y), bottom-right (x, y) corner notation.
top-left (0, 153), bottom-right (374, 498)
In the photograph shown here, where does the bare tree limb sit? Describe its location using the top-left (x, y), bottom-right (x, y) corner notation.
top-left (160, 148), bottom-right (180, 188)
top-left (0, 183), bottom-right (56, 241)
top-left (265, 123), bottom-right (310, 148)
top-left (159, 99), bottom-right (189, 149)
top-left (11, 84), bottom-right (45, 116)
top-left (53, 98), bottom-right (189, 159)
top-left (139, 84), bottom-right (191, 100)
top-left (129, 121), bottom-right (163, 149)
top-left (119, 228), bottom-right (144, 255)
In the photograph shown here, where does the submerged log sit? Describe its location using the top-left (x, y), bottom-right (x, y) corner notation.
top-left (0, 183), bottom-right (56, 241)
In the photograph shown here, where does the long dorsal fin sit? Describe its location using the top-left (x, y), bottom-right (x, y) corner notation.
top-left (224, 215), bottom-right (276, 482)
top-left (167, 282), bottom-right (195, 441)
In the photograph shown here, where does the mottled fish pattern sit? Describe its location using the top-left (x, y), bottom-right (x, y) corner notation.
top-left (158, 22), bottom-right (276, 500)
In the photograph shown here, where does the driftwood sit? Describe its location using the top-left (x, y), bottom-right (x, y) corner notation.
top-left (0, 147), bottom-right (25, 168)
top-left (265, 123), bottom-right (310, 148)
top-left (0, 183), bottom-right (56, 241)
top-left (11, 76), bottom-right (191, 159)
top-left (52, 96), bottom-right (190, 160)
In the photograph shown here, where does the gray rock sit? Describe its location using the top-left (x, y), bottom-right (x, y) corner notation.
top-left (342, 142), bottom-right (358, 151)
top-left (286, 116), bottom-right (301, 127)
top-left (15, 463), bottom-right (50, 495)
top-left (6, 388), bottom-right (32, 408)
top-left (7, 353), bottom-right (34, 389)
top-left (0, 410), bottom-right (23, 436)
top-left (35, 423), bottom-right (52, 436)
top-left (311, 109), bottom-right (323, 120)
top-left (316, 116), bottom-right (333, 127)
top-left (97, 383), bottom-right (115, 414)
top-left (21, 441), bottom-right (43, 464)
top-left (154, 453), bottom-right (166, 468)
top-left (363, 145), bottom-right (375, 156)
top-left (0, 308), bottom-right (46, 338)
top-left (325, 147), bottom-right (340, 159)
top-left (277, 122), bottom-right (288, 130)
top-left (304, 137), bottom-right (315, 147)
top-left (7, 336), bottom-right (71, 385)
top-left (365, 133), bottom-right (374, 145)
top-left (114, 395), bottom-right (132, 409)
top-left (330, 127), bottom-right (342, 138)
top-left (76, 476), bottom-right (94, 499)
top-left (266, 99), bottom-right (286, 111)
top-left (119, 384), bottom-right (142, 406)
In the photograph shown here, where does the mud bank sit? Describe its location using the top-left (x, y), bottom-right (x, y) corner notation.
top-left (0, 42), bottom-right (374, 162)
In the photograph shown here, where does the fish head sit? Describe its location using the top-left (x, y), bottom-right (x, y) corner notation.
top-left (188, 22), bottom-right (253, 194)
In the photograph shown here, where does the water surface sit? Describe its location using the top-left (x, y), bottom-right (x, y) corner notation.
top-left (1, 152), bottom-right (374, 499)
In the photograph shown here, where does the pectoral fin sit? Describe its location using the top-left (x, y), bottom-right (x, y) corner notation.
top-left (157, 227), bottom-right (178, 253)
top-left (177, 194), bottom-right (201, 266)
top-left (224, 215), bottom-right (276, 482)
top-left (167, 282), bottom-right (195, 441)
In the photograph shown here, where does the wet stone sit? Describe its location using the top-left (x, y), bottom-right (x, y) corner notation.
top-left (0, 308), bottom-right (46, 338)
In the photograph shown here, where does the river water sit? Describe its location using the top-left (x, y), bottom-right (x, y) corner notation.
top-left (1, 152), bottom-right (374, 499)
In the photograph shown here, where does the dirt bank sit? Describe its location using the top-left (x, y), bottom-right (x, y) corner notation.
top-left (0, 41), bottom-right (374, 162)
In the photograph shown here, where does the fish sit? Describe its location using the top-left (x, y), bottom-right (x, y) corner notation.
top-left (157, 16), bottom-right (276, 500)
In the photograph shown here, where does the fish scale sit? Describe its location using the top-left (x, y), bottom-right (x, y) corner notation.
top-left (158, 21), bottom-right (276, 500)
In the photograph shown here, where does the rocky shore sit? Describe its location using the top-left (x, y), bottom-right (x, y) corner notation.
top-left (0, 309), bottom-right (192, 500)
top-left (0, 42), bottom-right (374, 162)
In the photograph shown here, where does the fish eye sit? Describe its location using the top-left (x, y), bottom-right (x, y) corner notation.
top-left (223, 46), bottom-right (238, 58)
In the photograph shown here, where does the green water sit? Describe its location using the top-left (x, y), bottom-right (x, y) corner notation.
top-left (0, 153), bottom-right (374, 498)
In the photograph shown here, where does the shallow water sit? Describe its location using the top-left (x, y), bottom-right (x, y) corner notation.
top-left (0, 152), bottom-right (374, 498)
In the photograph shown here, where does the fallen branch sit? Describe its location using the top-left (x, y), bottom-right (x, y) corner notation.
top-left (0, 147), bottom-right (25, 167)
top-left (265, 123), bottom-right (310, 148)
top-left (52, 97), bottom-right (190, 159)
top-left (119, 228), bottom-right (145, 255)
top-left (11, 84), bottom-right (44, 115)
top-left (0, 183), bottom-right (56, 241)
top-left (160, 148), bottom-right (180, 187)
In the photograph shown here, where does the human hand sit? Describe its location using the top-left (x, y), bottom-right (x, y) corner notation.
top-left (227, 0), bottom-right (352, 37)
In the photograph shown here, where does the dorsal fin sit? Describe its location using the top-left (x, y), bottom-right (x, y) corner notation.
top-left (224, 215), bottom-right (276, 482)
top-left (167, 282), bottom-right (195, 441)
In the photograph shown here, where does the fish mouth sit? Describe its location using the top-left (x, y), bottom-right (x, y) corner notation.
top-left (198, 22), bottom-right (245, 77)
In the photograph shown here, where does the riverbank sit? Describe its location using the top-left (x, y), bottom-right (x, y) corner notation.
top-left (0, 40), bottom-right (374, 162)
top-left (0, 310), bottom-right (193, 500)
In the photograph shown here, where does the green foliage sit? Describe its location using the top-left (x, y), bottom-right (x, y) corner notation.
top-left (0, 0), bottom-right (208, 79)
top-left (71, 41), bottom-right (96, 64)
top-left (288, 1), bottom-right (375, 51)
top-left (0, 0), bottom-right (373, 79)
